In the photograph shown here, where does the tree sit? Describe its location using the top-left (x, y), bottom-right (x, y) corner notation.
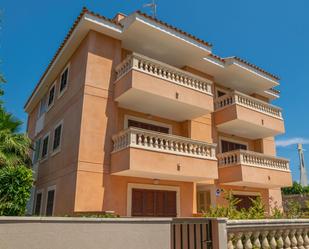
top-left (0, 108), bottom-right (31, 167)
top-left (0, 60), bottom-right (33, 216)
top-left (282, 182), bottom-right (309, 195)
top-left (0, 166), bottom-right (33, 215)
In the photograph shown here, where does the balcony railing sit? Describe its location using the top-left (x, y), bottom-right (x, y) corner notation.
top-left (217, 150), bottom-right (290, 172)
top-left (214, 91), bottom-right (282, 119)
top-left (115, 53), bottom-right (213, 95)
top-left (112, 127), bottom-right (217, 160)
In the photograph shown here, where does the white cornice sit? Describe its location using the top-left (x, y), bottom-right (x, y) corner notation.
top-left (134, 14), bottom-right (212, 53)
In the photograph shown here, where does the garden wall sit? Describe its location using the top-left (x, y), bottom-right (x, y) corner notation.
top-left (283, 194), bottom-right (309, 211)
top-left (2, 217), bottom-right (309, 249)
top-left (0, 217), bottom-right (228, 249)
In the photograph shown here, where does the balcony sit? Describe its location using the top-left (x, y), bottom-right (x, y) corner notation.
top-left (111, 128), bottom-right (218, 182)
top-left (114, 53), bottom-right (214, 121)
top-left (217, 150), bottom-right (292, 188)
top-left (214, 91), bottom-right (285, 139)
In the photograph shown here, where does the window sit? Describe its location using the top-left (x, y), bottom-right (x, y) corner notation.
top-left (41, 134), bottom-right (49, 158)
top-left (34, 192), bottom-right (42, 215)
top-left (46, 189), bottom-right (55, 216)
top-left (32, 138), bottom-right (41, 164)
top-left (217, 90), bottom-right (226, 97)
top-left (59, 67), bottom-right (69, 94)
top-left (128, 119), bottom-right (169, 134)
top-left (197, 191), bottom-right (211, 213)
top-left (53, 123), bottom-right (62, 151)
top-left (234, 195), bottom-right (257, 210)
top-left (38, 95), bottom-right (47, 118)
top-left (47, 84), bottom-right (56, 108)
top-left (221, 140), bottom-right (247, 153)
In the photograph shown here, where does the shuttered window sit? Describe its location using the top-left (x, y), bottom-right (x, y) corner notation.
top-left (53, 124), bottom-right (62, 151)
top-left (132, 189), bottom-right (177, 217)
top-left (221, 140), bottom-right (247, 153)
top-left (60, 68), bottom-right (69, 93)
top-left (46, 189), bottom-right (55, 216)
top-left (34, 192), bottom-right (42, 215)
top-left (38, 95), bottom-right (47, 117)
top-left (41, 135), bottom-right (49, 158)
top-left (33, 138), bottom-right (41, 164)
top-left (128, 119), bottom-right (169, 134)
top-left (47, 84), bottom-right (55, 107)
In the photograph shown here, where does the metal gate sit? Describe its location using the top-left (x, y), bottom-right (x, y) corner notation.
top-left (171, 219), bottom-right (212, 249)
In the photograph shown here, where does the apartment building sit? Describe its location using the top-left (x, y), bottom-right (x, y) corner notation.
top-left (25, 8), bottom-right (292, 217)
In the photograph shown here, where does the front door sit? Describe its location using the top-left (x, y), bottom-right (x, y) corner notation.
top-left (132, 189), bottom-right (177, 217)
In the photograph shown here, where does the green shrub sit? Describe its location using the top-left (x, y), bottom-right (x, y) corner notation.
top-left (75, 212), bottom-right (120, 218)
top-left (0, 165), bottom-right (33, 216)
top-left (282, 182), bottom-right (309, 195)
top-left (204, 191), bottom-right (266, 219)
top-left (205, 191), bottom-right (242, 219)
top-left (245, 196), bottom-right (266, 219)
top-left (285, 200), bottom-right (302, 218)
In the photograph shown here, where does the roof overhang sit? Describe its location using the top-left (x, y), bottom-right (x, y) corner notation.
top-left (258, 89), bottom-right (280, 100)
top-left (25, 9), bottom-right (281, 112)
top-left (196, 56), bottom-right (280, 95)
top-left (24, 13), bottom-right (123, 112)
top-left (119, 13), bottom-right (212, 66)
top-left (25, 11), bottom-right (213, 112)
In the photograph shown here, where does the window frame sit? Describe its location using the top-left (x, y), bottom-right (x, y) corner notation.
top-left (124, 115), bottom-right (172, 134)
top-left (46, 81), bottom-right (56, 111)
top-left (33, 189), bottom-right (43, 216)
top-left (197, 190), bottom-right (211, 213)
top-left (215, 87), bottom-right (229, 99)
top-left (37, 94), bottom-right (47, 119)
top-left (218, 136), bottom-right (249, 153)
top-left (40, 132), bottom-right (50, 161)
top-left (51, 120), bottom-right (63, 155)
top-left (32, 137), bottom-right (42, 164)
top-left (58, 64), bottom-right (70, 98)
top-left (45, 185), bottom-right (56, 216)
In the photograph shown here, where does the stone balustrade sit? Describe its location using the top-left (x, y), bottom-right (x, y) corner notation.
top-left (214, 91), bottom-right (283, 119)
top-left (217, 150), bottom-right (290, 172)
top-left (115, 53), bottom-right (213, 95)
top-left (227, 219), bottom-right (309, 249)
top-left (112, 127), bottom-right (217, 160)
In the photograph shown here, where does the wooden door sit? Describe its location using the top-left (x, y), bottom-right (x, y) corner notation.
top-left (132, 189), bottom-right (177, 217)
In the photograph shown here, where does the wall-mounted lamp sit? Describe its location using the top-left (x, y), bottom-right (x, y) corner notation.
top-left (153, 179), bottom-right (160, 185)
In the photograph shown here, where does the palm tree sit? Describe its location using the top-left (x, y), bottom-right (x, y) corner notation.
top-left (0, 107), bottom-right (31, 167)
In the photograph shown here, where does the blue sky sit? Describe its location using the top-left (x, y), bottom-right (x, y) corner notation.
top-left (1, 0), bottom-right (308, 181)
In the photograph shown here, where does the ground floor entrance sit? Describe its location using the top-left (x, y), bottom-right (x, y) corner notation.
top-left (131, 188), bottom-right (177, 217)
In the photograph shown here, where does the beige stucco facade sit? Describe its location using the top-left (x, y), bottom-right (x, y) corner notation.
top-left (25, 10), bottom-right (292, 217)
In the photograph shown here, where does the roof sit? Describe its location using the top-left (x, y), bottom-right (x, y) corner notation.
top-left (268, 88), bottom-right (280, 94)
top-left (135, 11), bottom-right (212, 48)
top-left (208, 54), bottom-right (280, 81)
top-left (232, 56), bottom-right (280, 80)
top-left (25, 7), bottom-right (280, 110)
top-left (24, 7), bottom-right (122, 109)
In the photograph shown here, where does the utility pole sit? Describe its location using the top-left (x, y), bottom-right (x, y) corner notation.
top-left (143, 0), bottom-right (157, 18)
top-left (298, 143), bottom-right (308, 186)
